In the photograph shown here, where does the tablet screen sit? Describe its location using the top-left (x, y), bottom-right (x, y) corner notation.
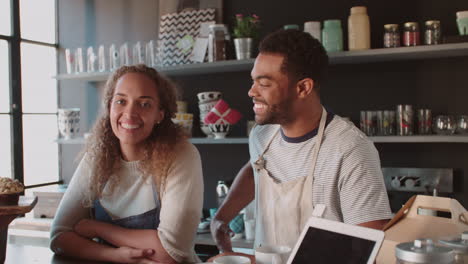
top-left (291, 226), bottom-right (376, 264)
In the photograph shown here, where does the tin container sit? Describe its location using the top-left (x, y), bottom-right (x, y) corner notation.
top-left (397, 105), bottom-right (414, 136)
top-left (383, 110), bottom-right (396, 135)
top-left (439, 231), bottom-right (468, 264)
top-left (403, 22), bottom-right (420, 46)
top-left (417, 109), bottom-right (432, 134)
top-left (360, 110), bottom-right (377, 136)
top-left (425, 20), bottom-right (442, 45)
top-left (396, 239), bottom-right (455, 264)
top-left (384, 24), bottom-right (400, 48)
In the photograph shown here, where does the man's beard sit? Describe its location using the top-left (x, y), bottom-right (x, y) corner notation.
top-left (255, 96), bottom-right (295, 125)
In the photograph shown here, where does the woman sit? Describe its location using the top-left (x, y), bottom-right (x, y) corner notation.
top-left (50, 64), bottom-right (203, 264)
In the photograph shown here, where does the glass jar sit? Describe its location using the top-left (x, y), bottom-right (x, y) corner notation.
top-left (348, 6), bottom-right (371, 50)
top-left (425, 20), bottom-right (442, 45)
top-left (384, 24), bottom-right (400, 48)
top-left (322, 19), bottom-right (343, 52)
top-left (216, 180), bottom-right (229, 207)
top-left (403, 22), bottom-right (420, 46)
top-left (208, 24), bottom-right (229, 62)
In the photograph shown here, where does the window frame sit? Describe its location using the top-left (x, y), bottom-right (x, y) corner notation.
top-left (2, 0), bottom-right (62, 189)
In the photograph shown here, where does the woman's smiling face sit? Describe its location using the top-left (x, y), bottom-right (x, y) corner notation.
top-left (110, 72), bottom-right (164, 154)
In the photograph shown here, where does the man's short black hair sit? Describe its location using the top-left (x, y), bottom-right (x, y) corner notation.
top-left (259, 29), bottom-right (329, 93)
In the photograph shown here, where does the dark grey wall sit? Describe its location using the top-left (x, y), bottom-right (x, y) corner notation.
top-left (171, 0), bottom-right (468, 210)
top-left (58, 0), bottom-right (468, 210)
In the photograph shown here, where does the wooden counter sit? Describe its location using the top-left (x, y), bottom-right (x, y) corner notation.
top-left (195, 233), bottom-right (254, 249)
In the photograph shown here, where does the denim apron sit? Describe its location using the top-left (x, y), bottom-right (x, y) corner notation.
top-left (93, 182), bottom-right (161, 234)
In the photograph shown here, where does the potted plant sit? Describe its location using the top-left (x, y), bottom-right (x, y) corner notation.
top-left (233, 14), bottom-right (260, 60)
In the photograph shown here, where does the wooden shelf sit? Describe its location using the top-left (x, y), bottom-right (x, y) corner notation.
top-left (369, 135), bottom-right (468, 143)
top-left (55, 136), bottom-right (468, 145)
top-left (54, 137), bottom-right (249, 145)
top-left (190, 137), bottom-right (249, 144)
top-left (54, 137), bottom-right (86, 144)
top-left (54, 43), bottom-right (468, 81)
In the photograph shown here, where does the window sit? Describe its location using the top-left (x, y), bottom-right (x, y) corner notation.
top-left (2, 0), bottom-right (60, 187)
top-left (0, 40), bottom-right (12, 179)
top-left (20, 0), bottom-right (56, 44)
top-left (0, 1), bottom-right (11, 36)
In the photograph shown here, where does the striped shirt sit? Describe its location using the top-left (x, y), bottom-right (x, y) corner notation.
top-left (249, 114), bottom-right (392, 225)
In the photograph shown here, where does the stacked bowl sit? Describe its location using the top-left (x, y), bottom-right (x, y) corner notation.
top-left (172, 100), bottom-right (193, 136)
top-left (197, 91), bottom-right (222, 137)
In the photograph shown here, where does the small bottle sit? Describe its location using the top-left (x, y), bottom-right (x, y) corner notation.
top-left (283, 24), bottom-right (299, 30)
top-left (216, 181), bottom-right (229, 207)
top-left (322, 19), bottom-right (343, 52)
top-left (348, 6), bottom-right (371, 50)
top-left (304, 21), bottom-right (321, 42)
top-left (383, 24), bottom-right (400, 48)
top-left (403, 22), bottom-right (420, 46)
top-left (424, 20), bottom-right (441, 45)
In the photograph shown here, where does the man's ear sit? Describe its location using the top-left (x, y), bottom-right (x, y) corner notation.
top-left (296, 78), bottom-right (314, 99)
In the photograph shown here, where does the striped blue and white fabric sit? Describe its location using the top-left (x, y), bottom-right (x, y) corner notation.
top-left (249, 114), bottom-right (393, 225)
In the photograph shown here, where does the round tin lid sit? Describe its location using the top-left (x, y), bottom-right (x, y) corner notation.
top-left (396, 239), bottom-right (454, 263)
top-left (439, 232), bottom-right (468, 253)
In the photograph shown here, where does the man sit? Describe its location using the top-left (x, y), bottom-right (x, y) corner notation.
top-left (211, 29), bottom-right (392, 252)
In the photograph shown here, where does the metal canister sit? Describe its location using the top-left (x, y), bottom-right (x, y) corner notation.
top-left (396, 239), bottom-right (455, 264)
top-left (383, 110), bottom-right (396, 135)
top-left (439, 232), bottom-right (468, 264)
top-left (425, 20), bottom-right (442, 45)
top-left (403, 22), bottom-right (420, 46)
top-left (360, 111), bottom-right (377, 136)
top-left (417, 109), bottom-right (432, 134)
top-left (208, 24), bottom-right (229, 62)
top-left (384, 24), bottom-right (400, 48)
top-left (397, 105), bottom-right (414, 136)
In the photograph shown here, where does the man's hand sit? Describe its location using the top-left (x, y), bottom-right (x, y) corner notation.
top-left (115, 246), bottom-right (157, 264)
top-left (210, 217), bottom-right (234, 253)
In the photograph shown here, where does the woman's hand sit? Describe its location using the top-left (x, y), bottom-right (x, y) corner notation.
top-left (74, 219), bottom-right (99, 238)
top-left (114, 246), bottom-right (158, 264)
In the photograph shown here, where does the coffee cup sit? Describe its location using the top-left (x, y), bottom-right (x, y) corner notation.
top-left (255, 245), bottom-right (291, 264)
top-left (213, 255), bottom-right (251, 264)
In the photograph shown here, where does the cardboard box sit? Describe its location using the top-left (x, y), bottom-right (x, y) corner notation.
top-left (32, 186), bottom-right (66, 219)
top-left (377, 195), bottom-right (468, 263)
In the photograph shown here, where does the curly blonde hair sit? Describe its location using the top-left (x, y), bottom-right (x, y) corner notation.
top-left (82, 64), bottom-right (187, 206)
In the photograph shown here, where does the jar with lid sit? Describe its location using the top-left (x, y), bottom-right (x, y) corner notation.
top-left (208, 24), bottom-right (230, 62)
top-left (216, 180), bottom-right (229, 207)
top-left (384, 24), bottom-right (400, 48)
top-left (322, 19), bottom-right (343, 52)
top-left (425, 20), bottom-right (442, 45)
top-left (438, 231), bottom-right (468, 264)
top-left (283, 24), bottom-right (299, 30)
top-left (403, 22), bottom-right (420, 46)
top-left (348, 6), bottom-right (371, 50)
top-left (396, 239), bottom-right (455, 264)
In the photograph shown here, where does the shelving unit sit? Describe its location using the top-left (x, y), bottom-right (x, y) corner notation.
top-left (54, 42), bottom-right (468, 145)
top-left (55, 135), bottom-right (468, 145)
top-left (54, 43), bottom-right (468, 81)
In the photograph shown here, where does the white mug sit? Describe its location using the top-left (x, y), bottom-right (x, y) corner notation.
top-left (244, 219), bottom-right (255, 241)
top-left (255, 245), bottom-right (291, 264)
top-left (213, 255), bottom-right (251, 264)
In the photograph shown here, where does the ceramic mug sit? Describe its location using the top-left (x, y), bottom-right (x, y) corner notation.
top-left (214, 256), bottom-right (251, 264)
top-left (255, 245), bottom-right (291, 264)
top-left (58, 108), bottom-right (80, 139)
